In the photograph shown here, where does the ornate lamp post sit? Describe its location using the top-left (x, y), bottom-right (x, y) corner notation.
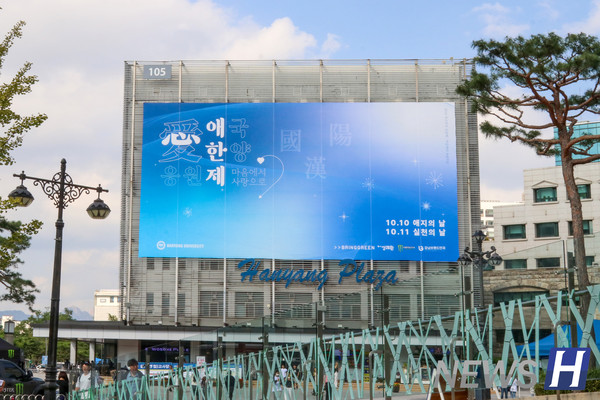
top-left (8, 159), bottom-right (110, 400)
top-left (458, 230), bottom-right (502, 309)
top-left (457, 230), bottom-right (502, 400)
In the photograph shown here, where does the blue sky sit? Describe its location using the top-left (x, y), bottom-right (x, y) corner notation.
top-left (0, 0), bottom-right (599, 315)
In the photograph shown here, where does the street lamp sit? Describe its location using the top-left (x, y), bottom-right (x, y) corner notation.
top-left (458, 230), bottom-right (502, 309)
top-left (457, 230), bottom-right (501, 400)
top-left (4, 320), bottom-right (15, 345)
top-left (8, 159), bottom-right (109, 400)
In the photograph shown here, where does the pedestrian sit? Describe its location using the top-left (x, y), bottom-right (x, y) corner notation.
top-left (322, 373), bottom-right (330, 400)
top-left (57, 371), bottom-right (69, 398)
top-left (76, 361), bottom-right (103, 399)
top-left (200, 376), bottom-right (207, 399)
top-left (510, 378), bottom-right (517, 398)
top-left (500, 384), bottom-right (509, 399)
top-left (284, 372), bottom-right (293, 400)
top-left (291, 364), bottom-right (301, 389)
top-left (272, 371), bottom-right (282, 399)
top-left (124, 359), bottom-right (145, 400)
top-left (226, 371), bottom-right (236, 400)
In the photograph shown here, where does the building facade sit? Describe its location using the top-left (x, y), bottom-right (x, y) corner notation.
top-left (493, 161), bottom-right (600, 272)
top-left (93, 289), bottom-right (121, 321)
top-left (119, 60), bottom-right (482, 360)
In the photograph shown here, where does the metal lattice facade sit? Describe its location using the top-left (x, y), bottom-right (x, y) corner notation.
top-left (120, 59), bottom-right (481, 331)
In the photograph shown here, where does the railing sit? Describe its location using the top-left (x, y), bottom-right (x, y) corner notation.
top-left (66, 285), bottom-right (600, 399)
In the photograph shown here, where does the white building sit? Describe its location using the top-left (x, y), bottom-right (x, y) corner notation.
top-left (492, 162), bottom-right (600, 271)
top-left (480, 200), bottom-right (521, 240)
top-left (93, 289), bottom-right (120, 321)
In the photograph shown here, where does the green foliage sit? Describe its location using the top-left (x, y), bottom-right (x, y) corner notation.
top-left (0, 11), bottom-right (46, 310)
top-left (14, 308), bottom-right (88, 363)
top-left (0, 20), bottom-right (48, 166)
top-left (456, 32), bottom-right (600, 159)
top-left (107, 314), bottom-right (118, 321)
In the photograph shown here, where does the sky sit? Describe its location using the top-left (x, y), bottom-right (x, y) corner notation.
top-left (0, 0), bottom-right (599, 316)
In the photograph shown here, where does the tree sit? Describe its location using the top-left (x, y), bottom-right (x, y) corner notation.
top-left (456, 33), bottom-right (600, 320)
top-left (0, 14), bottom-right (47, 308)
top-left (15, 308), bottom-right (87, 363)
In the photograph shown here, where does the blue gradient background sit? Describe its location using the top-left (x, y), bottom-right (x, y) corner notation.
top-left (139, 102), bottom-right (458, 261)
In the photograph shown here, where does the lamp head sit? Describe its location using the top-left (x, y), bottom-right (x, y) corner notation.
top-left (87, 187), bottom-right (111, 219)
top-left (458, 253), bottom-right (472, 267)
top-left (8, 174), bottom-right (34, 207)
top-left (472, 230), bottom-right (487, 244)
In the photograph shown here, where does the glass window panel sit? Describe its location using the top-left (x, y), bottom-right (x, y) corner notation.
top-left (577, 184), bottom-right (591, 199)
top-left (494, 291), bottom-right (548, 306)
top-left (504, 259), bottom-right (527, 269)
top-left (503, 224), bottom-right (526, 239)
top-left (534, 187), bottom-right (557, 202)
top-left (535, 222), bottom-right (559, 238)
top-left (536, 257), bottom-right (561, 268)
top-left (568, 220), bottom-right (592, 235)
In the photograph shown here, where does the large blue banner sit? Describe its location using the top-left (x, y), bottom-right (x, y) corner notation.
top-left (140, 102), bottom-right (458, 261)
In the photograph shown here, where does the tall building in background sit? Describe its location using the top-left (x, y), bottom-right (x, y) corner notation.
top-left (119, 59), bottom-right (481, 340)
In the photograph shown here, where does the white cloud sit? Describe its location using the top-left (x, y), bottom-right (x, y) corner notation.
top-left (0, 0), bottom-right (332, 314)
top-left (223, 17), bottom-right (317, 59)
top-left (472, 2), bottom-right (530, 38)
top-left (562, 0), bottom-right (600, 34)
top-left (320, 34), bottom-right (342, 58)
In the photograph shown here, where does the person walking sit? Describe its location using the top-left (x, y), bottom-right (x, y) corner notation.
top-left (226, 372), bottom-right (236, 400)
top-left (75, 362), bottom-right (103, 399)
top-left (284, 372), bottom-right (293, 400)
top-left (510, 378), bottom-right (518, 398)
top-left (124, 359), bottom-right (145, 400)
top-left (57, 371), bottom-right (69, 398)
top-left (272, 371), bottom-right (282, 399)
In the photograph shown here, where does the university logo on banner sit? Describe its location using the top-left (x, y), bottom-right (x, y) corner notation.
top-left (544, 348), bottom-right (591, 390)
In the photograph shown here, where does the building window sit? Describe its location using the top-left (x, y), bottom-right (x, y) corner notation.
top-left (534, 187), bottom-right (557, 202)
top-left (504, 259), bottom-right (527, 269)
top-left (568, 220), bottom-right (593, 236)
top-left (536, 257), bottom-right (561, 268)
top-left (485, 209), bottom-right (494, 217)
top-left (199, 292), bottom-right (223, 317)
top-left (503, 224), bottom-right (526, 240)
top-left (177, 293), bottom-right (186, 311)
top-left (147, 259), bottom-right (154, 270)
top-left (325, 293), bottom-right (362, 320)
top-left (177, 259), bottom-right (186, 269)
top-left (535, 222), bottom-right (559, 238)
top-left (162, 259), bottom-right (170, 270)
top-left (99, 298), bottom-right (107, 303)
top-left (162, 293), bottom-right (170, 316)
top-left (494, 290), bottom-right (548, 306)
top-left (577, 184), bottom-right (591, 199)
top-left (235, 292), bottom-right (264, 318)
top-left (146, 293), bottom-right (154, 307)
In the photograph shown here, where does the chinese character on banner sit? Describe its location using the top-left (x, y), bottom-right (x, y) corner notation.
top-left (330, 123), bottom-right (352, 146)
top-left (207, 166), bottom-right (225, 186)
top-left (229, 118), bottom-right (249, 138)
top-left (281, 130), bottom-right (302, 152)
top-left (206, 117), bottom-right (225, 138)
top-left (159, 119), bottom-right (203, 163)
top-left (305, 156), bottom-right (326, 179)
top-left (206, 141), bottom-right (228, 162)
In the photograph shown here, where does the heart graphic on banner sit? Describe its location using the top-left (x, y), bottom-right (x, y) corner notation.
top-left (257, 157), bottom-right (265, 164)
